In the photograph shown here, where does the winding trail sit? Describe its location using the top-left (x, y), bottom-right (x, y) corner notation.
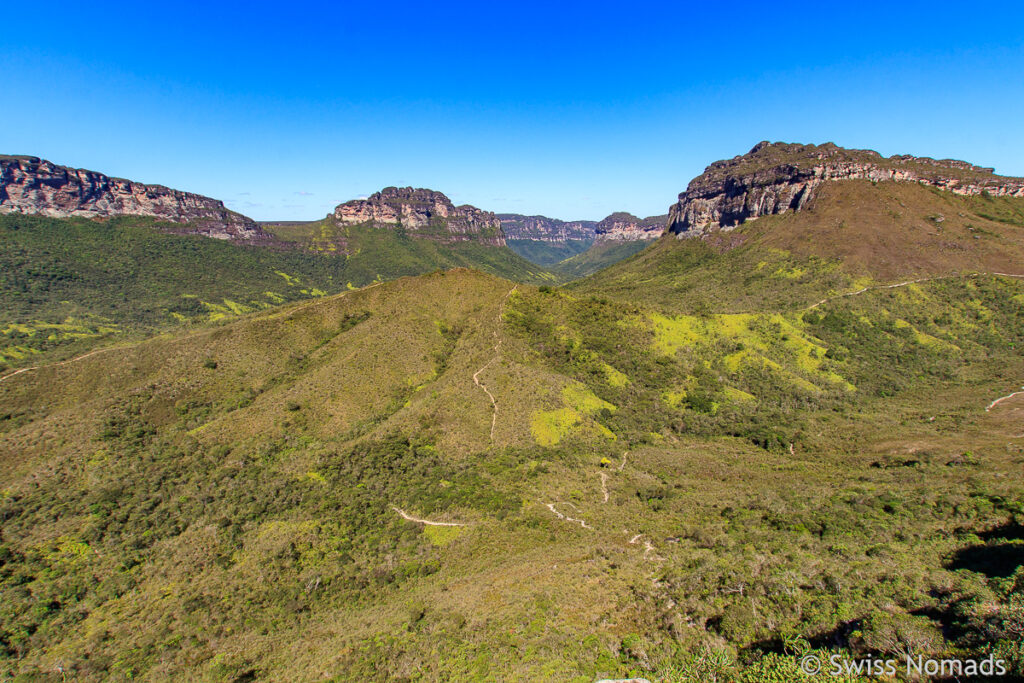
top-left (0, 346), bottom-right (127, 386)
top-left (472, 286), bottom-right (517, 441)
top-left (987, 386), bottom-right (1024, 412)
top-left (545, 502), bottom-right (591, 529)
top-left (391, 506), bottom-right (467, 527)
top-left (599, 472), bottom-right (609, 503)
top-left (628, 532), bottom-right (660, 560)
top-left (805, 271), bottom-right (1024, 311)
top-left (806, 277), bottom-right (936, 310)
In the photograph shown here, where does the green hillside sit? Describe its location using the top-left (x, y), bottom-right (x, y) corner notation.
top-left (572, 181), bottom-right (1024, 311)
top-left (551, 240), bottom-right (653, 280)
top-left (2, 264), bottom-right (1023, 680)
top-left (0, 215), bottom-right (553, 370)
top-left (506, 238), bottom-right (593, 266)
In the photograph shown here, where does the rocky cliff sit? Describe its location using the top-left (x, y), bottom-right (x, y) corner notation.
top-left (0, 155), bottom-right (274, 244)
top-left (594, 212), bottom-right (667, 242)
top-left (498, 214), bottom-right (596, 242)
top-left (334, 187), bottom-right (505, 246)
top-left (667, 142), bottom-right (1024, 236)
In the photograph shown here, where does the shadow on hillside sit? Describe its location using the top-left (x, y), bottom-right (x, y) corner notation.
top-left (946, 543), bottom-right (1024, 579)
top-left (945, 519), bottom-right (1024, 579)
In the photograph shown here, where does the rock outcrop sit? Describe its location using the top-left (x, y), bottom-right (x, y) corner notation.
top-left (594, 212), bottom-right (667, 242)
top-left (0, 155), bottom-right (274, 244)
top-left (334, 187), bottom-right (505, 246)
top-left (498, 214), bottom-right (597, 242)
top-left (667, 142), bottom-right (1024, 236)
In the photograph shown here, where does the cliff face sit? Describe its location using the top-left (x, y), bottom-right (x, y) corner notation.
top-left (334, 187), bottom-right (505, 246)
top-left (0, 155), bottom-right (274, 244)
top-left (667, 142), bottom-right (1024, 236)
top-left (498, 214), bottom-right (596, 242)
top-left (594, 212), bottom-right (667, 242)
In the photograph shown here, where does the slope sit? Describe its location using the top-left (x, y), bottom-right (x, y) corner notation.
top-left (2, 264), bottom-right (1024, 680)
top-left (0, 214), bottom-right (553, 370)
top-left (571, 180), bottom-right (1024, 312)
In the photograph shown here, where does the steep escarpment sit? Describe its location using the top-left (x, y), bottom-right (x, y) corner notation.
top-left (0, 155), bottom-right (274, 244)
top-left (667, 142), bottom-right (1024, 235)
top-left (334, 187), bottom-right (505, 246)
top-left (498, 214), bottom-right (596, 242)
top-left (594, 211), bottom-right (666, 241)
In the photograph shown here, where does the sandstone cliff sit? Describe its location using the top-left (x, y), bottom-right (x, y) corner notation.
top-left (667, 142), bottom-right (1024, 236)
top-left (334, 187), bottom-right (505, 246)
top-left (498, 214), bottom-right (596, 242)
top-left (594, 212), bottom-right (666, 242)
top-left (0, 155), bottom-right (274, 244)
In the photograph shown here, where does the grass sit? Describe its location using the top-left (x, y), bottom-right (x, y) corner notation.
top-left (0, 214), bottom-right (553, 370)
top-left (2, 180), bottom-right (1024, 680)
top-left (1, 264), bottom-right (1022, 680)
top-left (572, 181), bottom-right (1024, 312)
top-left (506, 238), bottom-right (594, 266)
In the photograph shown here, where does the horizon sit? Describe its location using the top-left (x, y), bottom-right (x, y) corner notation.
top-left (2, 1), bottom-right (1023, 222)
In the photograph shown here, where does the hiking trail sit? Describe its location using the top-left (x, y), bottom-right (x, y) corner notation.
top-left (472, 286), bottom-right (517, 441)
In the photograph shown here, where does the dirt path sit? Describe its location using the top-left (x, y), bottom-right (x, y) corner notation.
top-left (628, 532), bottom-right (660, 560)
top-left (806, 277), bottom-right (936, 310)
top-left (472, 286), bottom-right (517, 441)
top-left (545, 502), bottom-right (591, 529)
top-left (987, 386), bottom-right (1024, 412)
top-left (391, 506), bottom-right (467, 527)
top-left (0, 345), bottom-right (127, 386)
top-left (806, 271), bottom-right (1024, 311)
top-left (599, 472), bottom-right (609, 503)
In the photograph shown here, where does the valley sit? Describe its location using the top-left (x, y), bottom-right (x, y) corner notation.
top-left (1, 142), bottom-right (1023, 681)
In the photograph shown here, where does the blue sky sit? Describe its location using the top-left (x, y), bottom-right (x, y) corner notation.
top-left (2, 1), bottom-right (1023, 221)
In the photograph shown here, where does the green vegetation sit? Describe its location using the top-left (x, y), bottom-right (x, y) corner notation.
top-left (2, 183), bottom-right (1024, 680)
top-left (0, 214), bottom-right (552, 369)
top-left (551, 240), bottom-right (652, 280)
top-left (506, 238), bottom-right (594, 266)
top-left (1, 263), bottom-right (1022, 680)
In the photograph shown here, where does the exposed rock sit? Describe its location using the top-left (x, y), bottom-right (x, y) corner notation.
top-left (0, 155), bottom-right (274, 244)
top-left (594, 212), bottom-right (667, 242)
top-left (334, 187), bottom-right (505, 246)
top-left (498, 214), bottom-right (596, 242)
top-left (667, 142), bottom-right (1024, 236)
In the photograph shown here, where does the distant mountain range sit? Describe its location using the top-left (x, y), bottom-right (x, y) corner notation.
top-left (3, 141), bottom-right (1024, 681)
top-left (498, 211), bottom-right (666, 243)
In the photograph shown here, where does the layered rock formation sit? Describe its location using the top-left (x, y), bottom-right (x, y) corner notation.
top-left (594, 212), bottom-right (667, 242)
top-left (334, 187), bottom-right (505, 245)
top-left (498, 214), bottom-right (596, 242)
top-left (0, 155), bottom-right (274, 244)
top-left (667, 142), bottom-right (1024, 236)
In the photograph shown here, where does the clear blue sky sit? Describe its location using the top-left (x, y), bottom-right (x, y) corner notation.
top-left (2, 1), bottom-right (1023, 221)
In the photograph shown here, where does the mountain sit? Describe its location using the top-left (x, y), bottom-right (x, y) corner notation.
top-left (0, 172), bottom-right (554, 371)
top-left (498, 214), bottom-right (597, 242)
top-left (2, 264), bottom-right (1022, 680)
top-left (335, 187), bottom-right (506, 246)
top-left (594, 211), bottom-right (666, 241)
top-left (3, 144), bottom-right (1024, 680)
top-left (502, 211), bottom-right (665, 271)
top-left (576, 142), bottom-right (1024, 310)
top-left (667, 141), bottom-right (1024, 235)
top-left (0, 155), bottom-right (276, 245)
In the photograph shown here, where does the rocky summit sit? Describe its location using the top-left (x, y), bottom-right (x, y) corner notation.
top-left (594, 211), bottom-right (666, 241)
top-left (334, 187), bottom-right (506, 246)
top-left (497, 214), bottom-right (597, 242)
top-left (667, 141), bottom-right (1024, 236)
top-left (0, 155), bottom-right (273, 244)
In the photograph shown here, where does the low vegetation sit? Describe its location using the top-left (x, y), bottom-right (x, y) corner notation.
top-left (1, 260), bottom-right (1022, 680)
